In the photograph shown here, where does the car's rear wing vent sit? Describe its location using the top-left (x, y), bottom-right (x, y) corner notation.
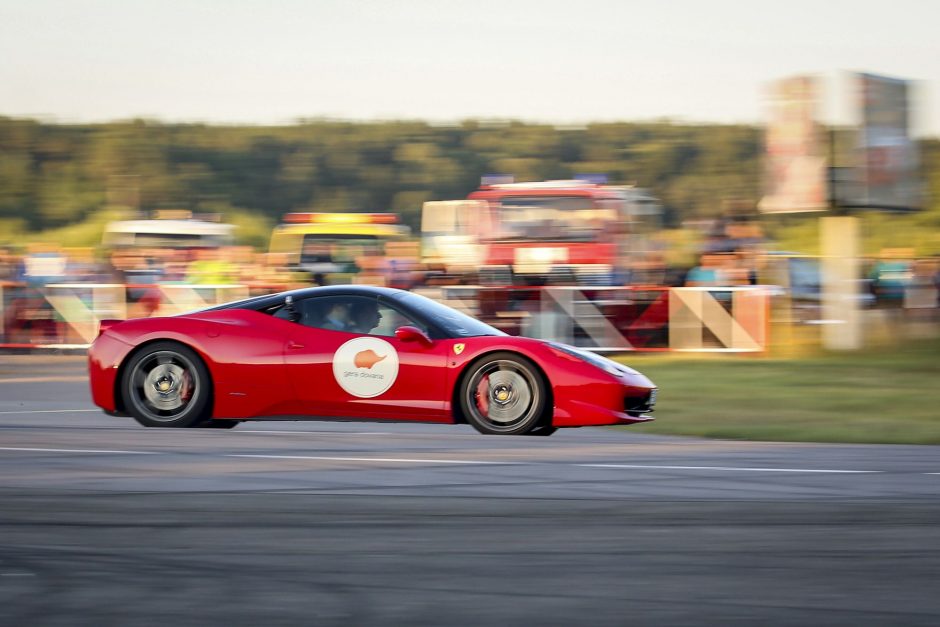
top-left (97, 319), bottom-right (122, 337)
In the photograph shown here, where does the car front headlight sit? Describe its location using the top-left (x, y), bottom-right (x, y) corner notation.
top-left (548, 342), bottom-right (638, 378)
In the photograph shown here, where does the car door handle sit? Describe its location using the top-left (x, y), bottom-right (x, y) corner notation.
top-left (287, 341), bottom-right (305, 350)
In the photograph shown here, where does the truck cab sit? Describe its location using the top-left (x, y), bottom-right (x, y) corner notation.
top-left (269, 212), bottom-right (413, 285)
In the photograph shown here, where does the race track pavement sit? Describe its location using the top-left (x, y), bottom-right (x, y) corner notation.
top-left (1, 355), bottom-right (939, 626)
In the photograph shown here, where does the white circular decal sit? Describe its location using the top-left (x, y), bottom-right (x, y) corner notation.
top-left (332, 337), bottom-right (399, 398)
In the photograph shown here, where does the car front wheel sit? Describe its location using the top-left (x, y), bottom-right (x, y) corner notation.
top-left (460, 352), bottom-right (550, 435)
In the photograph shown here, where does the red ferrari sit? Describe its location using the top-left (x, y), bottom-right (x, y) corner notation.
top-left (88, 286), bottom-right (657, 436)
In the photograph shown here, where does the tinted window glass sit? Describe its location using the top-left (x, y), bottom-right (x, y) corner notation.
top-left (274, 294), bottom-right (428, 337)
top-left (368, 301), bottom-right (427, 337)
top-left (295, 295), bottom-right (366, 332)
top-left (396, 292), bottom-right (504, 338)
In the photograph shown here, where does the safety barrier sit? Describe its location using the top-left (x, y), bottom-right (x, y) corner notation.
top-left (0, 282), bottom-right (277, 349)
top-left (429, 285), bottom-right (770, 352)
top-left (1, 283), bottom-right (770, 353)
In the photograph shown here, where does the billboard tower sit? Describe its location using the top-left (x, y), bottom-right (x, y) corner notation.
top-left (759, 72), bottom-right (923, 350)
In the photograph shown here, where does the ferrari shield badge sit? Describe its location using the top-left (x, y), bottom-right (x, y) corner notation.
top-left (453, 343), bottom-right (465, 355)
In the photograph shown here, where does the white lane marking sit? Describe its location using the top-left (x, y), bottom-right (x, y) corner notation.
top-left (237, 429), bottom-right (496, 439)
top-left (238, 430), bottom-right (393, 436)
top-left (0, 376), bottom-right (88, 384)
top-left (0, 573), bottom-right (35, 577)
top-left (0, 447), bottom-right (160, 455)
top-left (579, 463), bottom-right (881, 474)
top-left (0, 447), bottom-right (923, 474)
top-left (0, 409), bottom-right (100, 415)
top-left (227, 454), bottom-right (519, 465)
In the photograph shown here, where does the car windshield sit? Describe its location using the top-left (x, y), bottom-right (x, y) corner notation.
top-left (396, 292), bottom-right (505, 338)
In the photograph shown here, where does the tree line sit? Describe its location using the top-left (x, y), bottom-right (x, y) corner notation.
top-left (0, 116), bottom-right (937, 239)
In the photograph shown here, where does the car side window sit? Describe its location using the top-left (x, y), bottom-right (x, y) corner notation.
top-left (367, 302), bottom-right (428, 337)
top-left (271, 295), bottom-right (428, 337)
top-left (301, 296), bottom-right (360, 331)
top-left (270, 296), bottom-right (351, 329)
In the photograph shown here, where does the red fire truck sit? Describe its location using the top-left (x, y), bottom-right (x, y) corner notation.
top-left (422, 177), bottom-right (659, 285)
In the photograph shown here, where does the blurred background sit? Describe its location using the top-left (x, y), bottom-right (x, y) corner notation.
top-left (0, 0), bottom-right (938, 439)
top-left (3, 8), bottom-right (940, 624)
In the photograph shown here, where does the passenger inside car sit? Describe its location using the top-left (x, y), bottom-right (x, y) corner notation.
top-left (320, 301), bottom-right (352, 331)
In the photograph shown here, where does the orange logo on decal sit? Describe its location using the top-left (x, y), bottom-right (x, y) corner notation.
top-left (354, 349), bottom-right (387, 369)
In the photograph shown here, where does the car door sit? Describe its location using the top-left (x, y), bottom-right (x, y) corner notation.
top-left (283, 294), bottom-right (450, 421)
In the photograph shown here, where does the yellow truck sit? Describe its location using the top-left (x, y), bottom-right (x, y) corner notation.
top-left (269, 212), bottom-right (415, 285)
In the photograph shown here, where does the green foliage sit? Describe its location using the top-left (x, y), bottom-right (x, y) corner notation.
top-left (209, 204), bottom-right (275, 250)
top-left (0, 218), bottom-right (27, 247)
top-left (766, 208), bottom-right (940, 257)
top-left (0, 116), bottom-right (938, 254)
top-left (16, 207), bottom-right (130, 250)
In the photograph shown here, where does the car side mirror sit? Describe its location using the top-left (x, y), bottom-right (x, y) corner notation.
top-left (395, 325), bottom-right (432, 347)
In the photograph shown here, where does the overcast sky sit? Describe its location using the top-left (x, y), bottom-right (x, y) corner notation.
top-left (2, 0), bottom-right (937, 135)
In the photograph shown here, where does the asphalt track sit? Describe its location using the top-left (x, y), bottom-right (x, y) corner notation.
top-left (1, 355), bottom-right (939, 626)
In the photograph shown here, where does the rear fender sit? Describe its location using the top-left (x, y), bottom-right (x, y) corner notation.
top-left (111, 336), bottom-right (215, 416)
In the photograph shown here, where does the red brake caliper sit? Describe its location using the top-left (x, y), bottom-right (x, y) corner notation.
top-left (475, 375), bottom-right (490, 416)
top-left (179, 371), bottom-right (193, 402)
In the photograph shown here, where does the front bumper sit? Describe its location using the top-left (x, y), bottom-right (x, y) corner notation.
top-left (624, 387), bottom-right (657, 418)
top-left (552, 370), bottom-right (657, 427)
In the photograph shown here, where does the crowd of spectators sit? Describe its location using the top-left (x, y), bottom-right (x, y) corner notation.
top-left (1, 239), bottom-right (938, 346)
top-left (0, 245), bottom-right (301, 290)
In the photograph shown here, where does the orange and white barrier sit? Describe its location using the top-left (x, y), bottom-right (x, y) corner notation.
top-left (429, 285), bottom-right (770, 353)
top-left (1, 283), bottom-right (770, 353)
top-left (0, 283), bottom-right (261, 349)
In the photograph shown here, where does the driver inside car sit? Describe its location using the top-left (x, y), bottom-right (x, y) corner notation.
top-left (349, 300), bottom-right (383, 334)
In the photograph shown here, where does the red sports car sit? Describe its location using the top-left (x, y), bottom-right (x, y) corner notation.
top-left (88, 286), bottom-right (657, 436)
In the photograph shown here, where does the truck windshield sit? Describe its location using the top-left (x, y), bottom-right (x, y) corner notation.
top-left (497, 196), bottom-right (617, 241)
top-left (108, 232), bottom-right (227, 249)
top-left (300, 234), bottom-right (384, 266)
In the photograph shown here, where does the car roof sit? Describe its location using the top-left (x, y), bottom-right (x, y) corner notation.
top-left (205, 284), bottom-right (408, 312)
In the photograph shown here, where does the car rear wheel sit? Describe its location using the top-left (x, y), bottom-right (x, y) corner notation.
top-left (122, 342), bottom-right (211, 428)
top-left (460, 352), bottom-right (550, 435)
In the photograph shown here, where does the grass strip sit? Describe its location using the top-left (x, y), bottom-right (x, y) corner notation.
top-left (616, 336), bottom-right (940, 444)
